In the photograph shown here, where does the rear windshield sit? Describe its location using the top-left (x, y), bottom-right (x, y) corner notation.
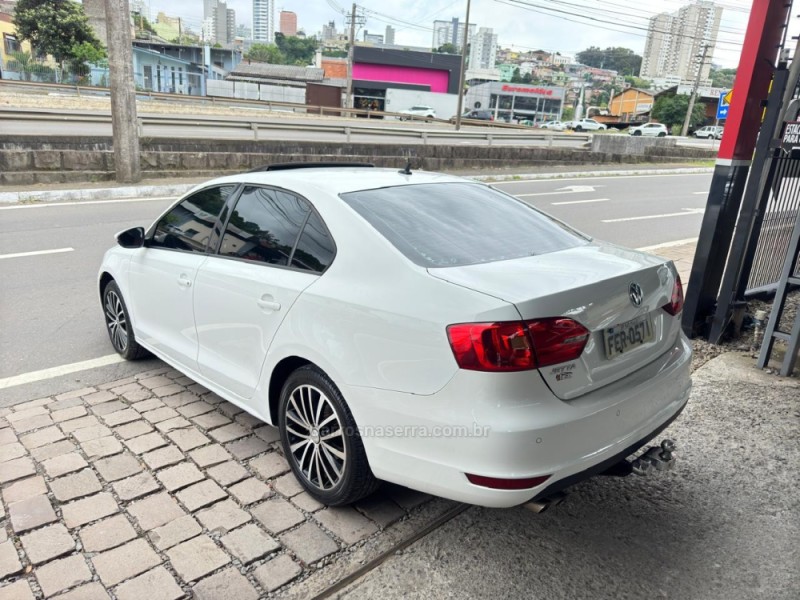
top-left (340, 182), bottom-right (587, 268)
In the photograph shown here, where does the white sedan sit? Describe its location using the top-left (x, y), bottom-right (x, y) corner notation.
top-left (629, 122), bottom-right (669, 137)
top-left (99, 165), bottom-right (691, 508)
top-left (398, 105), bottom-right (436, 120)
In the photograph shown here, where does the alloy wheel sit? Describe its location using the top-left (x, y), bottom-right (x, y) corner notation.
top-left (284, 384), bottom-right (347, 490)
top-left (104, 289), bottom-right (129, 352)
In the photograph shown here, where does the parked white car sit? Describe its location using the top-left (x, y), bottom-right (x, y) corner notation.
top-left (99, 165), bottom-right (691, 508)
top-left (398, 105), bottom-right (436, 120)
top-left (539, 120), bottom-right (566, 131)
top-left (568, 118), bottom-right (607, 131)
top-left (628, 123), bottom-right (669, 137)
top-left (694, 126), bottom-right (724, 139)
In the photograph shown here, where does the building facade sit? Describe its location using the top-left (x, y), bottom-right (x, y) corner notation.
top-left (640, 1), bottom-right (722, 84)
top-left (465, 82), bottom-right (566, 122)
top-left (385, 25), bottom-right (395, 46)
top-left (279, 11), bottom-right (297, 36)
top-left (352, 46), bottom-right (462, 111)
top-left (253, 0), bottom-right (275, 43)
top-left (469, 27), bottom-right (497, 70)
top-left (432, 18), bottom-right (475, 51)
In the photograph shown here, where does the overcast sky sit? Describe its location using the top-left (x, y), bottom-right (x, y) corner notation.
top-left (137, 0), bottom-right (765, 68)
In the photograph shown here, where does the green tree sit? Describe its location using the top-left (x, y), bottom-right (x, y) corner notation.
top-left (244, 43), bottom-right (285, 63)
top-left (710, 67), bottom-right (736, 89)
top-left (561, 106), bottom-right (574, 121)
top-left (577, 46), bottom-right (642, 75)
top-left (132, 11), bottom-right (156, 38)
top-left (624, 75), bottom-right (651, 90)
top-left (13, 0), bottom-right (103, 66)
top-left (434, 43), bottom-right (458, 54)
top-left (275, 32), bottom-right (317, 65)
top-left (7, 51), bottom-right (37, 81)
top-left (510, 67), bottom-right (522, 83)
top-left (651, 94), bottom-right (706, 129)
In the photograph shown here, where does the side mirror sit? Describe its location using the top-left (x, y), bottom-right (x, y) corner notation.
top-left (116, 227), bottom-right (145, 249)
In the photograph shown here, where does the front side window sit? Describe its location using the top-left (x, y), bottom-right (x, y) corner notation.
top-left (151, 185), bottom-right (235, 252)
top-left (219, 187), bottom-right (310, 266)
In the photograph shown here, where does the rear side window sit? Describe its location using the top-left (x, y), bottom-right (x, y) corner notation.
top-left (152, 185), bottom-right (236, 252)
top-left (219, 186), bottom-right (310, 266)
top-left (291, 212), bottom-right (335, 273)
top-left (341, 183), bottom-right (587, 268)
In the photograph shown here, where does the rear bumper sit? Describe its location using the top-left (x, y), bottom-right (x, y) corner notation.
top-left (346, 334), bottom-right (692, 508)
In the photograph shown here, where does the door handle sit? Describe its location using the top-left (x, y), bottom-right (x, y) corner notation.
top-left (177, 274), bottom-right (192, 288)
top-left (257, 295), bottom-right (281, 311)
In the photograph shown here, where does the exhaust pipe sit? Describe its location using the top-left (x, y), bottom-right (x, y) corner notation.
top-left (522, 491), bottom-right (567, 514)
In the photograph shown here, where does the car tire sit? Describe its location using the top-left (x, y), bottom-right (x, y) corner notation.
top-left (102, 280), bottom-right (149, 360)
top-left (633, 130), bottom-right (642, 136)
top-left (575, 126), bottom-right (583, 132)
top-left (278, 365), bottom-right (380, 506)
top-left (657, 132), bottom-right (666, 137)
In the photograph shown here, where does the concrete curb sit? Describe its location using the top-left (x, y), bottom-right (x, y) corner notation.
top-left (0, 167), bottom-right (714, 204)
top-left (0, 183), bottom-right (198, 205)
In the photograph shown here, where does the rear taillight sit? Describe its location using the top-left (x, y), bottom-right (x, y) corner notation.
top-left (662, 275), bottom-right (684, 316)
top-left (446, 322), bottom-right (535, 371)
top-left (446, 318), bottom-right (589, 372)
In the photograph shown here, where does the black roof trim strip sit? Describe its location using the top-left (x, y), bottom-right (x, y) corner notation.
top-left (248, 163), bottom-right (375, 172)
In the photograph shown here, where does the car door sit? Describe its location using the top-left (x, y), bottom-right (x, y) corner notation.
top-left (193, 186), bottom-right (335, 400)
top-left (128, 184), bottom-right (236, 371)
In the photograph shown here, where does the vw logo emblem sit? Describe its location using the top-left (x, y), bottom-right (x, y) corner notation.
top-left (629, 282), bottom-right (643, 307)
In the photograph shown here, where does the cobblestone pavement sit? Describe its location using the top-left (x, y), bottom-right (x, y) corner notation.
top-left (0, 366), bottom-right (436, 599)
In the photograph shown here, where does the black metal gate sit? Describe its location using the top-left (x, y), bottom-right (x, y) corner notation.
top-left (744, 151), bottom-right (800, 295)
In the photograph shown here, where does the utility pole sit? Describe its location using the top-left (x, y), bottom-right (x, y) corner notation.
top-left (681, 44), bottom-right (710, 137)
top-left (345, 3), bottom-right (357, 113)
top-left (104, 0), bottom-right (141, 183)
top-left (454, 0), bottom-right (472, 131)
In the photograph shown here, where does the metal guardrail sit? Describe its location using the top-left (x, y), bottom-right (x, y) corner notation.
top-left (0, 107), bottom-right (592, 146)
top-left (0, 78), bottom-right (544, 130)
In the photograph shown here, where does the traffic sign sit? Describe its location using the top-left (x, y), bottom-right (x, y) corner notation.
top-left (717, 89), bottom-right (732, 120)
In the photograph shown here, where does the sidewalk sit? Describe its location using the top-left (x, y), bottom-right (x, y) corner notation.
top-left (0, 367), bottom-right (453, 599)
top-left (637, 238), bottom-right (697, 286)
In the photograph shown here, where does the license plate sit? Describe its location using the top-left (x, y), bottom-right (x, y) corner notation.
top-left (604, 314), bottom-right (655, 359)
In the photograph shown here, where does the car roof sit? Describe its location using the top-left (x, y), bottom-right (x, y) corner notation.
top-left (200, 167), bottom-right (469, 197)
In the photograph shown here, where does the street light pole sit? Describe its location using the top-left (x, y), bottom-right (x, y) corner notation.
top-left (454, 0), bottom-right (472, 131)
top-left (681, 44), bottom-right (710, 137)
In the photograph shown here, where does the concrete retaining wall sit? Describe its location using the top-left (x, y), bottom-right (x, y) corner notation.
top-left (591, 134), bottom-right (678, 155)
top-left (0, 136), bottom-right (716, 185)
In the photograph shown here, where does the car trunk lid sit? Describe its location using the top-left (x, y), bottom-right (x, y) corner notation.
top-left (429, 243), bottom-right (680, 400)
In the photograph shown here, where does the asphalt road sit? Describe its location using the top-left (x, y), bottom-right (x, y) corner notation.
top-left (0, 172), bottom-right (710, 402)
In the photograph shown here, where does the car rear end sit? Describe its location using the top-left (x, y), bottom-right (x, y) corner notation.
top-left (338, 179), bottom-right (691, 507)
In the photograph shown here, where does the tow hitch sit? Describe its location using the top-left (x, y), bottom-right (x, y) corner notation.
top-left (603, 439), bottom-right (677, 477)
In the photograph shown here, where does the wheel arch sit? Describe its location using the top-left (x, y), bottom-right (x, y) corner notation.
top-left (99, 271), bottom-right (115, 301)
top-left (267, 356), bottom-right (312, 424)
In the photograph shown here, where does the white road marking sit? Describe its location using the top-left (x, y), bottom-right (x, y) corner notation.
top-left (551, 198), bottom-right (609, 206)
top-left (602, 208), bottom-right (705, 223)
top-left (517, 190), bottom-right (592, 197)
top-left (693, 191), bottom-right (709, 194)
top-left (492, 173), bottom-right (711, 185)
top-left (0, 196), bottom-right (176, 211)
top-left (637, 238), bottom-right (698, 252)
top-left (0, 247), bottom-right (74, 260)
top-left (555, 185), bottom-right (598, 193)
top-left (0, 354), bottom-right (125, 390)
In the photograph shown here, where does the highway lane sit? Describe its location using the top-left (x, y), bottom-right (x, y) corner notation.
top-left (492, 172), bottom-right (710, 248)
top-left (0, 172), bottom-right (708, 401)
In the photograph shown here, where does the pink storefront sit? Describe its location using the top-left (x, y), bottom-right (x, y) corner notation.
top-left (351, 46), bottom-right (462, 111)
